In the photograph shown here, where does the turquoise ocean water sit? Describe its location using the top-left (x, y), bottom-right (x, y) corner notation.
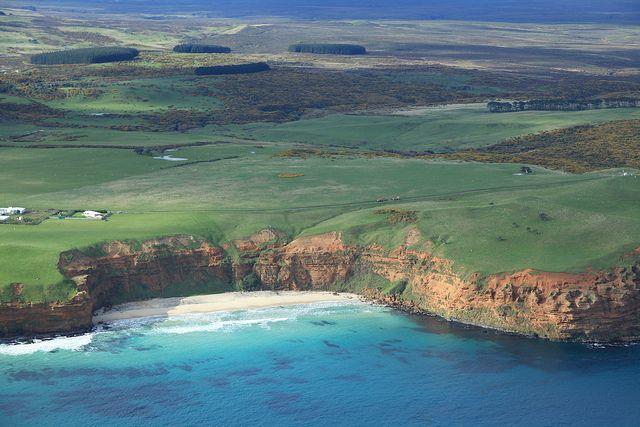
top-left (0, 300), bottom-right (638, 426)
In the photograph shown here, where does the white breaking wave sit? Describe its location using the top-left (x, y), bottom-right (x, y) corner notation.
top-left (151, 300), bottom-right (373, 335)
top-left (156, 317), bottom-right (290, 335)
top-left (0, 300), bottom-right (376, 354)
top-left (0, 333), bottom-right (94, 356)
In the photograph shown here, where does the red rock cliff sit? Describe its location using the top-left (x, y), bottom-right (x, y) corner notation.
top-left (0, 278), bottom-right (93, 338)
top-left (1, 232), bottom-right (639, 342)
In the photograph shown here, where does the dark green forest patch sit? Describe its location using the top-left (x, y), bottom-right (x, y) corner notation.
top-left (31, 47), bottom-right (140, 65)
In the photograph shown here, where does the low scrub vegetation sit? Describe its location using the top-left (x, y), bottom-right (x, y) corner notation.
top-left (194, 62), bottom-right (270, 75)
top-left (374, 209), bottom-right (418, 224)
top-left (288, 43), bottom-right (367, 55)
top-left (31, 47), bottom-right (139, 65)
top-left (443, 119), bottom-right (640, 172)
top-left (277, 172), bottom-right (305, 178)
top-left (173, 44), bottom-right (231, 53)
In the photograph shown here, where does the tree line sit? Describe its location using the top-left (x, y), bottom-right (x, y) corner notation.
top-left (488, 98), bottom-right (640, 113)
top-left (194, 62), bottom-right (270, 75)
top-left (31, 47), bottom-right (139, 65)
top-left (173, 44), bottom-right (231, 53)
top-left (288, 43), bottom-right (367, 55)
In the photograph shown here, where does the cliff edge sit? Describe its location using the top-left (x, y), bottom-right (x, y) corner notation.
top-left (1, 231), bottom-right (639, 342)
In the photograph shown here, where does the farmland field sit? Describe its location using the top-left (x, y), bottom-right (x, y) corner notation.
top-left (1, 5), bottom-right (640, 304)
top-left (218, 106), bottom-right (640, 152)
top-left (1, 139), bottom-right (638, 300)
top-left (45, 77), bottom-right (224, 113)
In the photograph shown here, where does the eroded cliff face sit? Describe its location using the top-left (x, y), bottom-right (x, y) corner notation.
top-left (1, 231), bottom-right (639, 342)
top-left (253, 233), bottom-right (357, 290)
top-left (60, 236), bottom-right (234, 308)
top-left (0, 278), bottom-right (92, 338)
top-left (361, 246), bottom-right (640, 342)
top-left (0, 236), bottom-right (235, 339)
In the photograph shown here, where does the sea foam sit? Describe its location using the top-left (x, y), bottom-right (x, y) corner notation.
top-left (0, 300), bottom-right (371, 354)
top-left (149, 301), bottom-right (369, 335)
top-left (0, 333), bottom-right (94, 356)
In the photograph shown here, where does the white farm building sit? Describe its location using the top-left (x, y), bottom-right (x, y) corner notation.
top-left (82, 210), bottom-right (105, 220)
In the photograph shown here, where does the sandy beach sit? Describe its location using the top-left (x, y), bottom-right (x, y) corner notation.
top-left (93, 291), bottom-right (362, 323)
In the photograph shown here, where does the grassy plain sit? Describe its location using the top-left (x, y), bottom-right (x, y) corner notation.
top-left (1, 135), bottom-right (639, 302)
top-left (1, 8), bottom-right (640, 304)
top-left (2, 97), bottom-right (640, 301)
top-left (45, 77), bottom-right (223, 113)
top-left (219, 106), bottom-right (640, 152)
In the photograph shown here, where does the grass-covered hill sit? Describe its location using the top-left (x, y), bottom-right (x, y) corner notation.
top-left (2, 14), bottom-right (640, 306)
top-left (30, 47), bottom-right (140, 65)
top-left (444, 119), bottom-right (640, 172)
top-left (288, 43), bottom-right (367, 55)
top-left (1, 130), bottom-right (639, 303)
top-left (173, 44), bottom-right (231, 53)
top-left (223, 106), bottom-right (640, 153)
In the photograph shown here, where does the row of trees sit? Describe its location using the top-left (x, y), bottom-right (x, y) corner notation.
top-left (30, 47), bottom-right (139, 65)
top-left (173, 44), bottom-right (231, 53)
top-left (488, 98), bottom-right (640, 113)
top-left (288, 43), bottom-right (367, 55)
top-left (194, 62), bottom-right (270, 75)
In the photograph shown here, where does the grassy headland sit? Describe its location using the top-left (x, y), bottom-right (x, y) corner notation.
top-left (1, 9), bottom-right (640, 305)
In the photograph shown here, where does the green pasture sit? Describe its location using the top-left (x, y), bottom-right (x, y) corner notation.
top-left (4, 146), bottom-right (584, 211)
top-left (45, 77), bottom-right (223, 113)
top-left (0, 121), bottom-right (237, 147)
top-left (2, 77), bottom-right (640, 302)
top-left (2, 138), bottom-right (638, 301)
top-left (305, 175), bottom-right (640, 275)
top-left (0, 148), bottom-right (169, 200)
top-left (221, 106), bottom-right (640, 152)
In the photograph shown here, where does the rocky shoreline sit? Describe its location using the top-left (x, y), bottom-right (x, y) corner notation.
top-left (1, 230), bottom-right (639, 342)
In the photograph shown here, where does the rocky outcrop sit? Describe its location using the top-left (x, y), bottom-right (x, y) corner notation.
top-left (59, 235), bottom-right (234, 308)
top-left (0, 279), bottom-right (93, 338)
top-left (360, 247), bottom-right (640, 342)
top-left (1, 231), bottom-right (639, 342)
top-left (0, 236), bottom-right (235, 339)
top-left (254, 233), bottom-right (357, 290)
top-left (488, 98), bottom-right (640, 113)
top-left (250, 238), bottom-right (640, 341)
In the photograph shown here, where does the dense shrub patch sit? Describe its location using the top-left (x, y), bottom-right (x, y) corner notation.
top-left (443, 119), bottom-right (640, 172)
top-left (194, 62), bottom-right (270, 75)
top-left (288, 43), bottom-right (367, 55)
top-left (173, 44), bottom-right (231, 53)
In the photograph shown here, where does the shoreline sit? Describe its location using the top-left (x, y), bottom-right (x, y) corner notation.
top-left (93, 291), bottom-right (363, 323)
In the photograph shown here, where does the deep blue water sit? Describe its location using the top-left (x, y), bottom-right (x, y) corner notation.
top-left (1, 301), bottom-right (639, 426)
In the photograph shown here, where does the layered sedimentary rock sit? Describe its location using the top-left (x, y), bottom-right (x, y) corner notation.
top-left (1, 231), bottom-right (639, 342)
top-left (0, 236), bottom-right (234, 338)
top-left (361, 246), bottom-right (640, 342)
top-left (0, 280), bottom-right (92, 338)
top-left (254, 232), bottom-right (357, 290)
top-left (60, 236), bottom-right (234, 308)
